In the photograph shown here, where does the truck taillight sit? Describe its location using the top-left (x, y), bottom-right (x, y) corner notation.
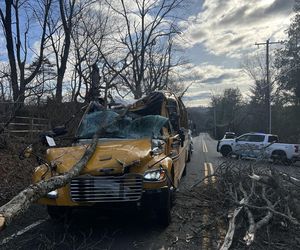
top-left (295, 145), bottom-right (299, 153)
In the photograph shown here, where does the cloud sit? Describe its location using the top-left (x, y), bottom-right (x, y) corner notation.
top-left (182, 91), bottom-right (212, 106)
top-left (265, 0), bottom-right (294, 16)
top-left (175, 63), bottom-right (253, 107)
top-left (177, 0), bottom-right (294, 58)
top-left (183, 91), bottom-right (211, 101)
top-left (201, 73), bottom-right (232, 84)
top-left (0, 0), bottom-right (292, 108)
top-left (173, 0), bottom-right (294, 107)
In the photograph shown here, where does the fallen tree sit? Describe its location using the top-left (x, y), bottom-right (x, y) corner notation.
top-left (190, 159), bottom-right (300, 249)
top-left (0, 133), bottom-right (98, 231)
top-left (0, 106), bottom-right (128, 231)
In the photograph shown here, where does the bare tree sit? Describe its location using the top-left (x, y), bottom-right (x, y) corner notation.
top-left (70, 2), bottom-right (134, 106)
top-left (67, 0), bottom-right (184, 103)
top-left (47, 0), bottom-right (93, 102)
top-left (0, 0), bottom-right (52, 103)
top-left (107, 0), bottom-right (183, 99)
top-left (69, 3), bottom-right (109, 102)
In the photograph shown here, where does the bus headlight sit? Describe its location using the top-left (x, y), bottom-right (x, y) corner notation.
top-left (144, 169), bottom-right (165, 181)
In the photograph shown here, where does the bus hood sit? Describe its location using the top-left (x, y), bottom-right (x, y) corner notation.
top-left (46, 138), bottom-right (154, 175)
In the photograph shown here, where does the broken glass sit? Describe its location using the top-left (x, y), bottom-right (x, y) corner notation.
top-left (77, 110), bottom-right (168, 139)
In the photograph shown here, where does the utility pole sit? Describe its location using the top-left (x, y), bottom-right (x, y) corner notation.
top-left (213, 105), bottom-right (217, 138)
top-left (255, 39), bottom-right (284, 134)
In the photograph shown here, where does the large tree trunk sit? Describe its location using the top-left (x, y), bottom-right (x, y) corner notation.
top-left (0, 0), bottom-right (19, 102)
top-left (56, 69), bottom-right (64, 102)
top-left (55, 0), bottom-right (75, 103)
top-left (0, 135), bottom-right (98, 231)
top-left (0, 0), bottom-right (51, 103)
top-left (0, 107), bottom-right (129, 231)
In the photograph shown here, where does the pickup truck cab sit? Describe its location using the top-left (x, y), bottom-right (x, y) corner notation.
top-left (217, 132), bottom-right (300, 163)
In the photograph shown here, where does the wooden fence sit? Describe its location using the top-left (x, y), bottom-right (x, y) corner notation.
top-left (0, 116), bottom-right (50, 136)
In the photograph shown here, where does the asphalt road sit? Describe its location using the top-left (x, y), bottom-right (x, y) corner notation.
top-left (0, 133), bottom-right (298, 249)
top-left (180, 133), bottom-right (221, 190)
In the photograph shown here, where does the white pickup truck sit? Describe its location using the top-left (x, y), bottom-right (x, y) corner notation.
top-left (217, 132), bottom-right (300, 163)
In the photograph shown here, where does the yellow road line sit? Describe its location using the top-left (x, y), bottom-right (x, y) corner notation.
top-left (208, 163), bottom-right (216, 183)
top-left (204, 162), bottom-right (209, 184)
top-left (204, 162), bottom-right (215, 183)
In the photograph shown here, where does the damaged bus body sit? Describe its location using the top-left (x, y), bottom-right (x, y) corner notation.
top-left (33, 91), bottom-right (190, 226)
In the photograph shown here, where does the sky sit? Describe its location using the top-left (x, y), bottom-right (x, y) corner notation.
top-left (0, 0), bottom-right (296, 107)
top-left (179, 0), bottom-right (295, 107)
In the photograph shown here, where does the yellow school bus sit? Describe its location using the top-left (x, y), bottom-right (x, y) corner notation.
top-left (33, 91), bottom-right (190, 226)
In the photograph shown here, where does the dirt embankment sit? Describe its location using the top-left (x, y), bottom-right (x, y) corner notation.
top-left (0, 139), bottom-right (37, 207)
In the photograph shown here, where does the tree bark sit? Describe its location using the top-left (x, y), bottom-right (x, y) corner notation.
top-left (0, 0), bottom-right (19, 102)
top-left (220, 199), bottom-right (244, 250)
top-left (0, 135), bottom-right (98, 230)
top-left (55, 0), bottom-right (75, 102)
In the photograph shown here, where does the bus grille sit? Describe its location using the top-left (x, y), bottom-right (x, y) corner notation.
top-left (70, 174), bottom-right (143, 203)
